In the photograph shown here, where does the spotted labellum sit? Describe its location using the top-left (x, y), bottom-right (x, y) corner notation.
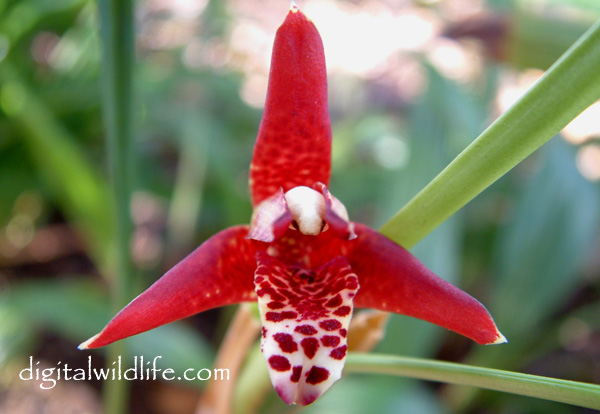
top-left (80, 5), bottom-right (506, 406)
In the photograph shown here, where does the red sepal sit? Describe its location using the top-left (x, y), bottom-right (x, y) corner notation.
top-left (249, 7), bottom-right (332, 206)
top-left (79, 226), bottom-right (262, 349)
top-left (348, 224), bottom-right (506, 345)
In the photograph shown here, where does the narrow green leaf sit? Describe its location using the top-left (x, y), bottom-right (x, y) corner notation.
top-left (0, 0), bottom-right (87, 43)
top-left (345, 353), bottom-right (600, 410)
top-left (0, 62), bottom-right (114, 269)
top-left (380, 19), bottom-right (600, 248)
top-left (299, 377), bottom-right (444, 414)
top-left (98, 0), bottom-right (136, 411)
top-left (99, 0), bottom-right (136, 303)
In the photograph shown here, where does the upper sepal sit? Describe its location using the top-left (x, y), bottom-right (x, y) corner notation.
top-left (79, 226), bottom-right (261, 349)
top-left (249, 7), bottom-right (332, 206)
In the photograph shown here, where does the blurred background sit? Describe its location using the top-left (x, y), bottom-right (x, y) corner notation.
top-left (1, 0), bottom-right (599, 413)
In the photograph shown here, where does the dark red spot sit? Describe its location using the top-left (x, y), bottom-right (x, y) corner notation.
top-left (329, 345), bottom-right (347, 360)
top-left (267, 288), bottom-right (286, 301)
top-left (346, 281), bottom-right (359, 290)
top-left (281, 311), bottom-right (298, 320)
top-left (270, 276), bottom-right (288, 288)
top-left (331, 279), bottom-right (347, 294)
top-left (262, 327), bottom-right (267, 338)
top-left (266, 310), bottom-right (297, 322)
top-left (301, 338), bottom-right (319, 359)
top-left (346, 276), bottom-right (358, 285)
top-left (305, 366), bottom-right (329, 385)
top-left (273, 333), bottom-right (298, 353)
top-left (295, 325), bottom-right (317, 336)
top-left (266, 312), bottom-right (283, 322)
top-left (333, 306), bottom-right (351, 317)
top-left (313, 288), bottom-right (331, 299)
top-left (325, 294), bottom-right (342, 308)
top-left (319, 319), bottom-right (342, 331)
top-left (321, 335), bottom-right (340, 347)
top-left (311, 298), bottom-right (328, 306)
top-left (280, 289), bottom-right (301, 301)
top-left (257, 287), bottom-right (285, 301)
top-left (267, 301), bottom-right (285, 309)
top-left (339, 329), bottom-right (347, 338)
top-left (255, 276), bottom-right (264, 283)
top-left (268, 355), bottom-right (291, 371)
top-left (290, 366), bottom-right (302, 383)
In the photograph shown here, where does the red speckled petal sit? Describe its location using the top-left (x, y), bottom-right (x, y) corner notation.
top-left (79, 226), bottom-right (262, 349)
top-left (248, 188), bottom-right (293, 243)
top-left (348, 224), bottom-right (506, 345)
top-left (249, 6), bottom-right (331, 206)
top-left (254, 251), bottom-right (358, 405)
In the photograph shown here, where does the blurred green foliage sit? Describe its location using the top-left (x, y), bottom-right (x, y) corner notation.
top-left (1, 0), bottom-right (599, 413)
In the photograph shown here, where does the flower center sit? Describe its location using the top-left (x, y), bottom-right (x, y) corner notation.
top-left (284, 186), bottom-right (326, 236)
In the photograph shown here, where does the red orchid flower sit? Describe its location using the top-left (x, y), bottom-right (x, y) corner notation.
top-left (80, 5), bottom-right (505, 406)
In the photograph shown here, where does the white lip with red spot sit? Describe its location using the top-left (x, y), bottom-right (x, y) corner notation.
top-left (254, 251), bottom-right (359, 405)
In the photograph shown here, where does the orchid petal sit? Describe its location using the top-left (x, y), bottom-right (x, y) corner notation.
top-left (314, 182), bottom-right (356, 240)
top-left (249, 6), bottom-right (332, 206)
top-left (248, 188), bottom-right (293, 243)
top-left (348, 224), bottom-right (506, 345)
top-left (254, 251), bottom-right (359, 405)
top-left (79, 226), bottom-right (261, 349)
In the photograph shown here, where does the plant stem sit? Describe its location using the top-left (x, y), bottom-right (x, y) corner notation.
top-left (233, 343), bottom-right (272, 414)
top-left (345, 354), bottom-right (600, 410)
top-left (196, 304), bottom-right (261, 414)
top-left (380, 18), bottom-right (600, 249)
top-left (98, 0), bottom-right (136, 412)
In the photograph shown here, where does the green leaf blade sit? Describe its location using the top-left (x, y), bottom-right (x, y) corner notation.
top-left (380, 19), bottom-right (600, 248)
top-left (345, 354), bottom-right (600, 410)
